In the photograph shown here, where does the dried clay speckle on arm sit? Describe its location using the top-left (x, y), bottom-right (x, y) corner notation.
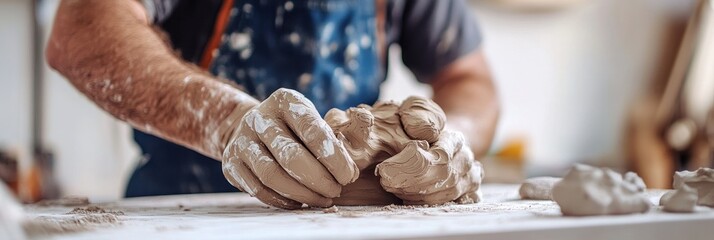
top-left (46, 1), bottom-right (258, 160)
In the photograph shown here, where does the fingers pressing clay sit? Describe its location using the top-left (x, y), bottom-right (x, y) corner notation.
top-left (221, 155), bottom-right (247, 193)
top-left (519, 177), bottom-right (561, 200)
top-left (227, 130), bottom-right (332, 207)
top-left (669, 168), bottom-right (714, 207)
top-left (223, 91), bottom-right (483, 208)
top-left (375, 131), bottom-right (483, 205)
top-left (324, 96), bottom-right (484, 206)
top-left (272, 89), bottom-right (359, 186)
top-left (552, 164), bottom-right (650, 216)
top-left (227, 158), bottom-right (303, 209)
top-left (398, 96), bottom-right (446, 143)
top-left (660, 184), bottom-right (698, 213)
top-left (249, 111), bottom-right (342, 199)
top-left (393, 156), bottom-right (482, 205)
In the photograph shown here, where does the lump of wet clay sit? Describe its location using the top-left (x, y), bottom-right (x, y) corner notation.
top-left (519, 177), bottom-right (561, 200)
top-left (668, 168), bottom-right (714, 207)
top-left (375, 131), bottom-right (483, 205)
top-left (552, 164), bottom-right (650, 216)
top-left (397, 96), bottom-right (446, 143)
top-left (660, 184), bottom-right (698, 213)
top-left (326, 96), bottom-right (483, 206)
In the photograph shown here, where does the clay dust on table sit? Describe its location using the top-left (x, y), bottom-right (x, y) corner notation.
top-left (68, 206), bottom-right (125, 215)
top-left (35, 196), bottom-right (90, 207)
top-left (23, 206), bottom-right (124, 237)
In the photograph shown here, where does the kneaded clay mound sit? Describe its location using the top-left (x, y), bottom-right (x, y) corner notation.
top-left (660, 167), bottom-right (714, 211)
top-left (552, 164), bottom-right (650, 216)
top-left (325, 96), bottom-right (484, 206)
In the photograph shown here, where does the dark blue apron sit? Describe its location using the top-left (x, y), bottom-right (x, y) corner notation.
top-left (126, 0), bottom-right (381, 197)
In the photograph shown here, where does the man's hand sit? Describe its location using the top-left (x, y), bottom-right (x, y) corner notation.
top-left (326, 96), bottom-right (484, 206)
top-left (221, 89), bottom-right (359, 209)
top-left (376, 130), bottom-right (483, 205)
top-left (377, 97), bottom-right (484, 205)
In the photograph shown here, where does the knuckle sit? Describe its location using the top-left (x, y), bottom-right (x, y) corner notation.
top-left (271, 88), bottom-right (295, 101)
top-left (273, 88), bottom-right (308, 104)
top-left (241, 109), bottom-right (259, 125)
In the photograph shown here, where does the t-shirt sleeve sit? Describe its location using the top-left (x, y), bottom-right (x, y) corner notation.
top-left (141, 0), bottom-right (182, 23)
top-left (398, 0), bottom-right (482, 83)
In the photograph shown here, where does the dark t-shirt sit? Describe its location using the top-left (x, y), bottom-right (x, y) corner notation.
top-left (144, 0), bottom-right (482, 80)
top-left (126, 0), bottom-right (482, 197)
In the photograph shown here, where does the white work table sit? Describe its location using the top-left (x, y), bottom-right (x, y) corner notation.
top-left (24, 184), bottom-right (714, 240)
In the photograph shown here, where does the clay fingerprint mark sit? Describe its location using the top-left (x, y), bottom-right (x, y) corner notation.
top-left (23, 206), bottom-right (123, 237)
top-left (326, 96), bottom-right (483, 206)
top-left (552, 164), bottom-right (650, 216)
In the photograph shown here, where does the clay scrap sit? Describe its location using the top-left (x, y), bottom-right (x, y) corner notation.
top-left (660, 184), bottom-right (698, 213)
top-left (519, 177), bottom-right (561, 200)
top-left (660, 167), bottom-right (714, 211)
top-left (552, 164), bottom-right (650, 216)
top-left (326, 96), bottom-right (484, 206)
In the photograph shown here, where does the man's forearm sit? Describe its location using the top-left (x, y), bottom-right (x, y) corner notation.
top-left (46, 0), bottom-right (257, 159)
top-left (432, 50), bottom-right (499, 158)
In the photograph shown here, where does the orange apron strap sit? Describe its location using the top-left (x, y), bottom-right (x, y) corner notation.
top-left (199, 0), bottom-right (235, 70)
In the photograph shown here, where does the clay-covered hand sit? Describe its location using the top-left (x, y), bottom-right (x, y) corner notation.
top-left (326, 96), bottom-right (484, 206)
top-left (376, 130), bottom-right (484, 205)
top-left (221, 88), bottom-right (359, 209)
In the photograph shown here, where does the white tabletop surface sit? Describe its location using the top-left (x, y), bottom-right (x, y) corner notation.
top-left (23, 184), bottom-right (714, 240)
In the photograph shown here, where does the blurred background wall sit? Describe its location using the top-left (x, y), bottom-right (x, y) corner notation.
top-left (0, 0), bottom-right (34, 196)
top-left (0, 0), bottom-right (696, 200)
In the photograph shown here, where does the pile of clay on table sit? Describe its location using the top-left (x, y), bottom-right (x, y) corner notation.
top-left (519, 164), bottom-right (714, 216)
top-left (659, 168), bottom-right (714, 213)
top-left (325, 96), bottom-right (484, 206)
top-left (519, 164), bottom-right (650, 216)
top-left (0, 183), bottom-right (123, 240)
top-left (551, 164), bottom-right (650, 216)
